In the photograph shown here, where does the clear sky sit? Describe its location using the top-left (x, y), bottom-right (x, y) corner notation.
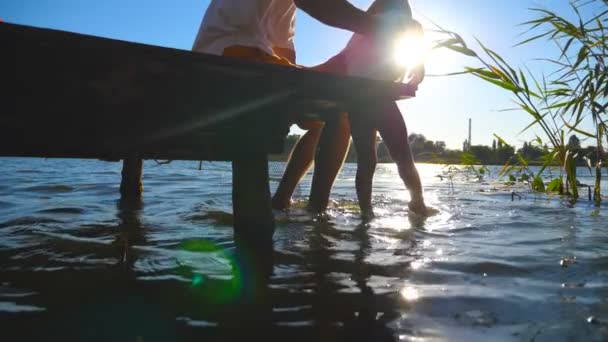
top-left (1, 0), bottom-right (601, 149)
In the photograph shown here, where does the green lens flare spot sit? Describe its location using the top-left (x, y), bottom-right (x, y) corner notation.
top-left (192, 274), bottom-right (204, 287)
top-left (180, 239), bottom-right (220, 252)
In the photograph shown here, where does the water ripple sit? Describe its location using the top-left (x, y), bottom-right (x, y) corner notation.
top-left (0, 160), bottom-right (607, 341)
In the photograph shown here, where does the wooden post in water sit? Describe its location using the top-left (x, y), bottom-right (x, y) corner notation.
top-left (232, 154), bottom-right (275, 243)
top-left (120, 158), bottom-right (143, 198)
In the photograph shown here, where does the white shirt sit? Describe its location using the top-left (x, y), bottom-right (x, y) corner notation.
top-left (192, 0), bottom-right (296, 56)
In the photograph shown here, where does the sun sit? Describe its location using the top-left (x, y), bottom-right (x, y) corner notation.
top-left (392, 29), bottom-right (456, 77)
top-left (392, 31), bottom-right (431, 71)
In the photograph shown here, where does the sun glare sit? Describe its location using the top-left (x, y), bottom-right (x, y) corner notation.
top-left (400, 286), bottom-right (420, 301)
top-left (393, 32), bottom-right (431, 71)
top-left (393, 29), bottom-right (457, 76)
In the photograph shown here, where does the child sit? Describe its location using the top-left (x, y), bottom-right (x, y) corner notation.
top-left (274, 0), bottom-right (437, 218)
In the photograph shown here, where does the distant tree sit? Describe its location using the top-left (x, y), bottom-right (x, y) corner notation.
top-left (442, 149), bottom-right (462, 164)
top-left (567, 135), bottom-right (581, 152)
top-left (377, 138), bottom-right (391, 162)
top-left (408, 133), bottom-right (428, 157)
top-left (496, 145), bottom-right (515, 164)
top-left (470, 145), bottom-right (493, 163)
top-left (408, 133), bottom-right (426, 144)
top-left (518, 142), bottom-right (545, 163)
top-left (434, 141), bottom-right (446, 154)
top-left (279, 133), bottom-right (596, 167)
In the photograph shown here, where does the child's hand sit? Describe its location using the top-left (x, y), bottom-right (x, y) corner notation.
top-left (402, 20), bottom-right (426, 86)
top-left (409, 64), bottom-right (425, 86)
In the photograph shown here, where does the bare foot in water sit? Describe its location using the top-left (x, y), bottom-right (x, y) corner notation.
top-left (360, 208), bottom-right (375, 222)
top-left (408, 200), bottom-right (439, 217)
top-left (271, 196), bottom-right (292, 211)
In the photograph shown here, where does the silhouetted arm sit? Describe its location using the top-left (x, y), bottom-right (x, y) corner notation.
top-left (294, 0), bottom-right (378, 35)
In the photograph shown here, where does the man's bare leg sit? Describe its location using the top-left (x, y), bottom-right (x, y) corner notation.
top-left (271, 54), bottom-right (348, 211)
top-left (272, 127), bottom-right (322, 210)
top-left (308, 112), bottom-right (351, 213)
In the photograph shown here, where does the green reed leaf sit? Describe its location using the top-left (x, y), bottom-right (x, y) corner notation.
top-left (546, 178), bottom-right (564, 192)
top-left (564, 119), bottom-right (597, 138)
top-left (532, 176), bottom-right (546, 192)
top-left (445, 44), bottom-right (478, 57)
top-left (475, 74), bottom-right (520, 92)
top-left (464, 67), bottom-right (500, 79)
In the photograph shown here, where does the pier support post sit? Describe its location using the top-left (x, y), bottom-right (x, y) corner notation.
top-left (232, 154), bottom-right (275, 244)
top-left (120, 158), bottom-right (143, 198)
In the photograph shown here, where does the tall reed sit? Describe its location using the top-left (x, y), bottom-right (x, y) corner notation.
top-left (434, 0), bottom-right (607, 203)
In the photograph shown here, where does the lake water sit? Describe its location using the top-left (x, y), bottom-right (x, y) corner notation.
top-left (1, 157), bottom-right (607, 341)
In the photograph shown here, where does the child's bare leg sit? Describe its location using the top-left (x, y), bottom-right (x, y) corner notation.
top-left (272, 126), bottom-right (322, 210)
top-left (349, 115), bottom-right (378, 218)
top-left (376, 103), bottom-right (429, 215)
top-left (308, 112), bottom-right (351, 213)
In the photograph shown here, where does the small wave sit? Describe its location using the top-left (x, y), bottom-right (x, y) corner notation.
top-left (435, 261), bottom-right (530, 276)
top-left (0, 217), bottom-right (64, 228)
top-left (66, 224), bottom-right (126, 241)
top-left (446, 226), bottom-right (479, 233)
top-left (24, 185), bottom-right (74, 193)
top-left (176, 317), bottom-right (218, 328)
top-left (184, 210), bottom-right (233, 226)
top-left (275, 321), bottom-right (315, 327)
top-left (37, 207), bottom-right (85, 215)
top-left (0, 284), bottom-right (38, 299)
top-left (0, 201), bottom-right (15, 209)
top-left (0, 301), bottom-right (45, 313)
top-left (155, 175), bottom-right (200, 182)
top-left (513, 237), bottom-right (564, 246)
top-left (15, 169), bottom-right (42, 174)
top-left (0, 292), bottom-right (38, 298)
top-left (89, 171), bottom-right (118, 175)
top-left (137, 274), bottom-right (191, 282)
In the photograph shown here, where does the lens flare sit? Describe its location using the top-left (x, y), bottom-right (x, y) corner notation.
top-left (393, 32), bottom-right (430, 70)
top-left (192, 274), bottom-right (204, 287)
top-left (178, 239), bottom-right (244, 304)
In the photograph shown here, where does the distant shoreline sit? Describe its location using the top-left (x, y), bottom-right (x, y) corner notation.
top-left (269, 155), bottom-right (558, 167)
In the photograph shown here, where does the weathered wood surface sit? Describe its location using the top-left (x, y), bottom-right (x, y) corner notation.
top-left (0, 23), bottom-right (416, 161)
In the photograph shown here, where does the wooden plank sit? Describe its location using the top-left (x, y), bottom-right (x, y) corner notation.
top-left (0, 23), bottom-right (415, 161)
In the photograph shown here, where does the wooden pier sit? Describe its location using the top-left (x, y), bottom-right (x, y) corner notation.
top-left (0, 22), bottom-right (415, 242)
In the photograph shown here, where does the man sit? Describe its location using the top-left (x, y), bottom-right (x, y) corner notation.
top-left (192, 0), bottom-right (390, 213)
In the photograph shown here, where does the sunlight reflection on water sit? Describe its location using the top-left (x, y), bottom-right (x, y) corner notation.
top-left (0, 158), bottom-right (607, 341)
top-left (400, 286), bottom-right (420, 302)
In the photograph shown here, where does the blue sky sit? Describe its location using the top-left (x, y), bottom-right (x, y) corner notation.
top-left (1, 0), bottom-right (600, 148)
